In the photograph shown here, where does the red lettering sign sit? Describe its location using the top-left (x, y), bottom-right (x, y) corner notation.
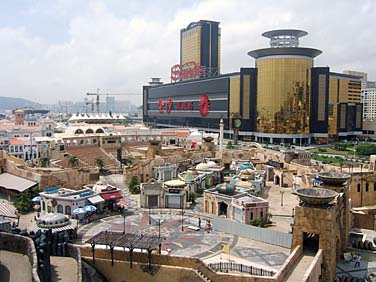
top-left (170, 61), bottom-right (204, 82)
top-left (199, 95), bottom-right (210, 117)
top-left (158, 98), bottom-right (164, 113)
top-left (166, 98), bottom-right (173, 113)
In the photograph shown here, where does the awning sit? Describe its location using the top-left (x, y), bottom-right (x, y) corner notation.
top-left (0, 173), bottom-right (37, 193)
top-left (0, 203), bottom-right (17, 218)
top-left (29, 219), bottom-right (78, 233)
top-left (88, 195), bottom-right (105, 204)
top-left (101, 191), bottom-right (123, 201)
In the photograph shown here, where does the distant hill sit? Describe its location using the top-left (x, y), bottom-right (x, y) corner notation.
top-left (0, 96), bottom-right (43, 110)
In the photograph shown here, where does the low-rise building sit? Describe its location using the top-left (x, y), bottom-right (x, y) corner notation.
top-left (39, 186), bottom-right (96, 216)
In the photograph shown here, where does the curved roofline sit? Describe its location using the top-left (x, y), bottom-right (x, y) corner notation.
top-left (262, 29), bottom-right (308, 38)
top-left (247, 47), bottom-right (322, 59)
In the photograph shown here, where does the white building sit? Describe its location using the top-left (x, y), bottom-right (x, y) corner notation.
top-left (363, 87), bottom-right (376, 120)
top-left (39, 186), bottom-right (97, 216)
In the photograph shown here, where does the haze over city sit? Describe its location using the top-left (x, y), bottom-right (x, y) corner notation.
top-left (0, 0), bottom-right (375, 104)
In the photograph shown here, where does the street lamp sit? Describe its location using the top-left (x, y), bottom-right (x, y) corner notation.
top-left (158, 219), bottom-right (161, 239)
top-left (149, 205), bottom-right (152, 225)
top-left (122, 209), bottom-right (126, 234)
top-left (181, 204), bottom-right (184, 232)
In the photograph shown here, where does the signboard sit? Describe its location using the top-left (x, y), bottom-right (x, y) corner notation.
top-left (158, 95), bottom-right (210, 116)
top-left (170, 61), bottom-right (204, 82)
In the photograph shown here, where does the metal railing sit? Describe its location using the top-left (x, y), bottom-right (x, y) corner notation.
top-left (208, 262), bottom-right (275, 277)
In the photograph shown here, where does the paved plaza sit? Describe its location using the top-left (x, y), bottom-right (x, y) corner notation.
top-left (78, 210), bottom-right (290, 271)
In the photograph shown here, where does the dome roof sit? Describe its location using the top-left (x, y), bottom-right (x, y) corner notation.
top-left (207, 161), bottom-right (217, 167)
top-left (216, 183), bottom-right (236, 195)
top-left (190, 131), bottom-right (202, 137)
top-left (37, 213), bottom-right (69, 228)
top-left (239, 162), bottom-right (254, 171)
top-left (196, 163), bottom-right (209, 170)
top-left (184, 171), bottom-right (195, 183)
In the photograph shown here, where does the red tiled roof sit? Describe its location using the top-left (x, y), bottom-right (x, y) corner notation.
top-left (8, 139), bottom-right (25, 145)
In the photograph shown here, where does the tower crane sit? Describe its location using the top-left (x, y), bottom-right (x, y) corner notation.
top-left (86, 92), bottom-right (141, 114)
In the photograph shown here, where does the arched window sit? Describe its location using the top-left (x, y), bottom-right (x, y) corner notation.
top-left (74, 129), bottom-right (84, 134)
top-left (57, 204), bottom-right (63, 214)
top-left (65, 205), bottom-right (71, 215)
top-left (357, 184), bottom-right (361, 193)
top-left (47, 206), bottom-right (52, 213)
top-left (95, 128), bottom-right (104, 134)
top-left (85, 129), bottom-right (94, 134)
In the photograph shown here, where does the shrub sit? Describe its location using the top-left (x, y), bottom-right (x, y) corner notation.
top-left (189, 192), bottom-right (197, 204)
top-left (129, 176), bottom-right (140, 194)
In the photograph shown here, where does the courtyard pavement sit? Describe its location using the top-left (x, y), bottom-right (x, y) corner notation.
top-left (77, 209), bottom-right (290, 271)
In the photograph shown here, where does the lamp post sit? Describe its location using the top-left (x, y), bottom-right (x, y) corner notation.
top-left (149, 206), bottom-right (151, 225)
top-left (158, 219), bottom-right (161, 239)
top-left (122, 209), bottom-right (126, 234)
top-left (181, 204), bottom-right (184, 232)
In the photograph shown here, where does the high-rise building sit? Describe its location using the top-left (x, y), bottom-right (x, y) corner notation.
top-left (144, 26), bottom-right (364, 144)
top-left (180, 20), bottom-right (221, 77)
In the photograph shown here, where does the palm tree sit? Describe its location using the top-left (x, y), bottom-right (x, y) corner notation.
top-left (95, 157), bottom-right (105, 171)
top-left (39, 157), bottom-right (50, 167)
top-left (68, 156), bottom-right (79, 167)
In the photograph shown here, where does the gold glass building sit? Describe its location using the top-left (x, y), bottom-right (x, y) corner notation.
top-left (180, 20), bottom-right (221, 77)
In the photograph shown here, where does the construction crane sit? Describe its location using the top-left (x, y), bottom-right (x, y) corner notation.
top-left (86, 91), bottom-right (141, 114)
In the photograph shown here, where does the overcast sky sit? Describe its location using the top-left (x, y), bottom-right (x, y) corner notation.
top-left (0, 0), bottom-right (375, 105)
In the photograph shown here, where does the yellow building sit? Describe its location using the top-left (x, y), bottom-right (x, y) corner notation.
top-left (180, 20), bottom-right (221, 77)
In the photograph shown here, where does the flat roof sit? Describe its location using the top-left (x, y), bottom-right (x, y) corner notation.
top-left (262, 29), bottom-right (308, 38)
top-left (0, 173), bottom-right (37, 193)
top-left (248, 47), bottom-right (322, 59)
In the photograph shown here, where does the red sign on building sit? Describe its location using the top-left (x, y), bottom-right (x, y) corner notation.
top-left (171, 61), bottom-right (204, 82)
top-left (157, 95), bottom-right (210, 117)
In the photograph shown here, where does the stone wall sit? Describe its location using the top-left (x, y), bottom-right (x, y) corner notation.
top-left (2, 150), bottom-right (96, 190)
top-left (352, 211), bottom-right (375, 230)
top-left (303, 250), bottom-right (323, 282)
top-left (80, 246), bottom-right (276, 282)
top-left (274, 246), bottom-right (302, 282)
top-left (67, 244), bottom-right (82, 282)
top-left (0, 232), bottom-right (40, 282)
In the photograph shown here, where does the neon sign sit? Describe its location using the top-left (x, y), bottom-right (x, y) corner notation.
top-left (171, 61), bottom-right (204, 82)
top-left (158, 95), bottom-right (210, 117)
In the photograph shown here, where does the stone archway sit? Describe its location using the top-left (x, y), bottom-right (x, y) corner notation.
top-left (204, 200), bottom-right (209, 213)
top-left (218, 202), bottom-right (228, 217)
top-left (211, 201), bottom-right (216, 215)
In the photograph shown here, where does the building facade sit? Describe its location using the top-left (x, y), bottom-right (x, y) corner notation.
top-left (144, 26), bottom-right (363, 144)
top-left (180, 20), bottom-right (221, 77)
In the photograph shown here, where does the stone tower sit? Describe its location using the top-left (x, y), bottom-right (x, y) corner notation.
top-left (291, 172), bottom-right (351, 281)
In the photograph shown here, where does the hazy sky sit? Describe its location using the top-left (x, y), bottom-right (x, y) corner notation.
top-left (0, 0), bottom-right (375, 105)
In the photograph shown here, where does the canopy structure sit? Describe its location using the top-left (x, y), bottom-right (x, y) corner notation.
top-left (0, 203), bottom-right (17, 218)
top-left (86, 231), bottom-right (163, 269)
top-left (88, 195), bottom-right (105, 205)
top-left (0, 173), bottom-right (37, 193)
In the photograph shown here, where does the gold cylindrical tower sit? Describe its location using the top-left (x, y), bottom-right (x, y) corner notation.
top-left (248, 29), bottom-right (322, 138)
top-left (256, 57), bottom-right (312, 134)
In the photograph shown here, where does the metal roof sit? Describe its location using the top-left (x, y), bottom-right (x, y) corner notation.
top-left (0, 173), bottom-right (37, 193)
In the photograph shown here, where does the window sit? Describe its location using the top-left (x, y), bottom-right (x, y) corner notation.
top-left (47, 206), bottom-right (52, 213)
top-left (57, 204), bottom-right (63, 213)
top-left (366, 183), bottom-right (369, 192)
top-left (65, 205), bottom-right (71, 215)
top-left (250, 212), bottom-right (254, 220)
top-left (260, 210), bottom-right (264, 218)
top-left (357, 184), bottom-right (361, 192)
top-left (374, 183), bottom-right (376, 192)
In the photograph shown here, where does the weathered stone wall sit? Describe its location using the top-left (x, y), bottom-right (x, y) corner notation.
top-left (67, 244), bottom-right (82, 282)
top-left (352, 211), bottom-right (375, 230)
top-left (274, 246), bottom-right (302, 282)
top-left (0, 232), bottom-right (40, 282)
top-left (291, 206), bottom-right (338, 281)
top-left (303, 250), bottom-right (323, 282)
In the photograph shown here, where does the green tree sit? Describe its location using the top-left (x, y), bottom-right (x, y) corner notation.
top-left (356, 143), bottom-right (376, 156)
top-left (14, 186), bottom-right (39, 213)
top-left (189, 192), bottom-right (197, 204)
top-left (68, 156), bottom-right (79, 167)
top-left (226, 141), bottom-right (234, 149)
top-left (129, 176), bottom-right (140, 194)
top-left (95, 157), bottom-right (105, 171)
top-left (39, 157), bottom-right (50, 167)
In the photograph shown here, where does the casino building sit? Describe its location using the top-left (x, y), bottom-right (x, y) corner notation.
top-left (143, 22), bottom-right (362, 144)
